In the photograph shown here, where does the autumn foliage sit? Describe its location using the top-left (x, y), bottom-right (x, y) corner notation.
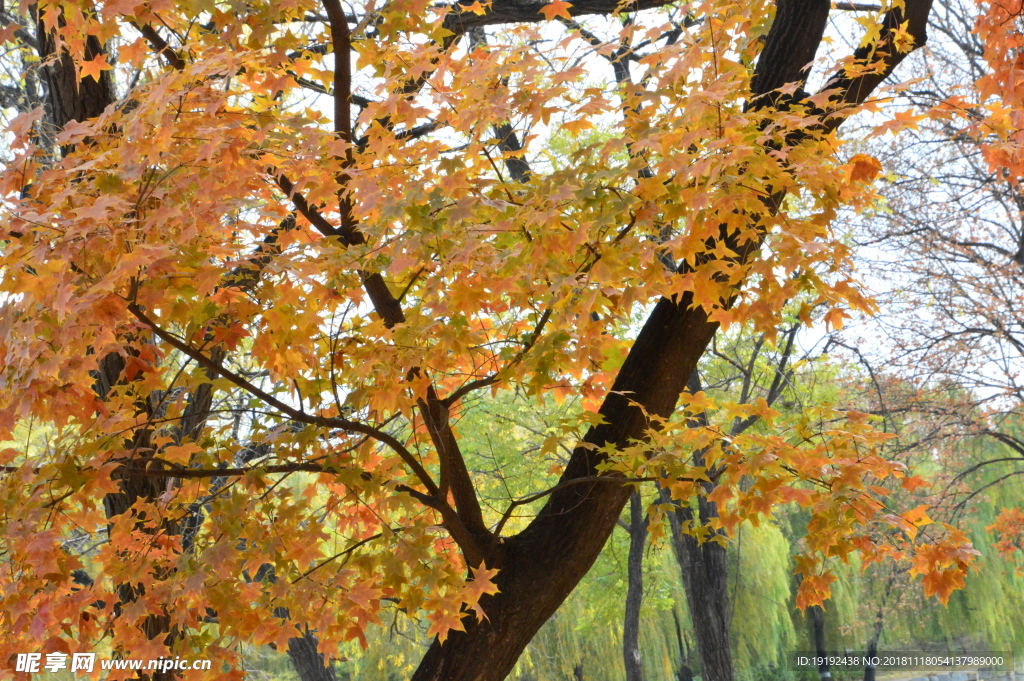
top-left (0, 0), bottom-right (1002, 678)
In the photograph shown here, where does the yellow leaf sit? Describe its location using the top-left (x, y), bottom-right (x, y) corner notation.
top-left (901, 504), bottom-right (933, 529)
top-left (426, 608), bottom-right (467, 643)
top-left (823, 307), bottom-right (849, 331)
top-left (463, 0), bottom-right (492, 14)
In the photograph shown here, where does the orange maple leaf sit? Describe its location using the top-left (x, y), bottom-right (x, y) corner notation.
top-left (540, 0), bottom-right (573, 20)
top-left (795, 571), bottom-right (837, 610)
top-left (901, 504), bottom-right (933, 527)
top-left (462, 563), bottom-right (501, 621)
top-left (847, 153), bottom-right (883, 183)
top-left (900, 474), bottom-right (929, 492)
top-left (79, 55), bottom-right (111, 83)
top-left (426, 608), bottom-right (467, 643)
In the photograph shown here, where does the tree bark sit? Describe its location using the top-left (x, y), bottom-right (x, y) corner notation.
top-left (32, 3), bottom-right (114, 150)
top-left (664, 488), bottom-right (734, 681)
top-left (809, 606), bottom-right (832, 681)
top-left (286, 631), bottom-right (339, 681)
top-left (623, 492), bottom-right (649, 681)
top-left (658, 369), bottom-right (734, 681)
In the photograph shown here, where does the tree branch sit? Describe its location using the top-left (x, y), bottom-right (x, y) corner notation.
top-left (133, 22), bottom-right (186, 70)
top-left (442, 0), bottom-right (675, 34)
top-left (126, 303), bottom-right (438, 496)
top-left (418, 385), bottom-right (492, 555)
top-left (818, 0), bottom-right (934, 128)
top-left (274, 173), bottom-right (406, 327)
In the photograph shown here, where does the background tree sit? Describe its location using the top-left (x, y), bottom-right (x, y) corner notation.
top-left (831, 0), bottom-right (1024, 665)
top-left (851, 0), bottom-right (1024, 503)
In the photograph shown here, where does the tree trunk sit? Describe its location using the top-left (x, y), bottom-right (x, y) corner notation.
top-left (863, 606), bottom-right (885, 681)
top-left (32, 3), bottom-right (114, 150)
top-left (809, 605), bottom-right (832, 681)
top-left (31, 12), bottom-right (177, 681)
top-left (411, 295), bottom-right (722, 681)
top-left (287, 632), bottom-right (339, 681)
top-left (623, 492), bottom-right (648, 681)
top-left (664, 491), bottom-right (734, 681)
top-left (409, 290), bottom-right (733, 681)
top-left (658, 370), bottom-right (734, 681)
top-left (672, 609), bottom-right (694, 681)
top-left (863, 569), bottom-right (898, 681)
top-left (32, 18), bottom-right (331, 678)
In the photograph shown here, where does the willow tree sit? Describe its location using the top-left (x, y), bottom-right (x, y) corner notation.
top-left (0, 0), bottom-right (977, 679)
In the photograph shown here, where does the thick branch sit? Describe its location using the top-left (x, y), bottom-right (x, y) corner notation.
top-left (274, 173), bottom-right (406, 327)
top-left (418, 385), bottom-right (491, 555)
top-left (133, 22), bottom-right (186, 70)
top-left (818, 0), bottom-right (934, 126)
top-left (443, 0), bottom-right (674, 33)
top-left (321, 0), bottom-right (358, 238)
top-left (749, 0), bottom-right (832, 110)
top-left (35, 5), bottom-right (114, 138)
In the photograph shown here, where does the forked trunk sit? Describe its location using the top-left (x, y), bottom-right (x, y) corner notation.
top-left (412, 296), bottom-right (720, 681)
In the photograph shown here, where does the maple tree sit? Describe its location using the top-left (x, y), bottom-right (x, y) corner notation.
top-left (0, 0), bottom-right (989, 679)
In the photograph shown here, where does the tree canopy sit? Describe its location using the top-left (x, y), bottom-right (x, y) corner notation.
top-left (0, 0), bottom-right (1008, 678)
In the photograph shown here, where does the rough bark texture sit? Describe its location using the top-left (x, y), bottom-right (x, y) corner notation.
top-left (287, 632), bottom-right (339, 681)
top-left (31, 7), bottom-right (158, 532)
top-left (665, 489), bottom-right (734, 681)
top-left (623, 492), bottom-right (649, 681)
top-left (657, 370), bottom-right (732, 681)
top-left (33, 4), bottom-right (113, 147)
top-left (748, 0), bottom-right (832, 109)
